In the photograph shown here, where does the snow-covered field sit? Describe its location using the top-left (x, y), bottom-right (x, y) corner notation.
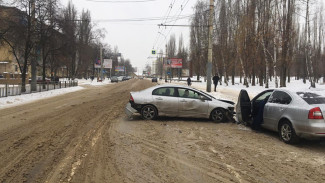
top-left (0, 78), bottom-right (112, 109)
top-left (168, 77), bottom-right (325, 103)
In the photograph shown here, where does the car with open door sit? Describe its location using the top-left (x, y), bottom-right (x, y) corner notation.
top-left (236, 89), bottom-right (325, 144)
top-left (125, 84), bottom-right (235, 122)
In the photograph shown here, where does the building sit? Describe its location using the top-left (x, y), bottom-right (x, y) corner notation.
top-left (0, 6), bottom-right (21, 75)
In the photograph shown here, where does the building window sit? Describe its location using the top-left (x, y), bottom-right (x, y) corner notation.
top-left (15, 65), bottom-right (18, 72)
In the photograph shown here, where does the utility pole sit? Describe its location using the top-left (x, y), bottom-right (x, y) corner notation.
top-left (165, 44), bottom-right (168, 82)
top-left (31, 0), bottom-right (37, 91)
top-left (100, 44), bottom-right (103, 81)
top-left (207, 0), bottom-right (214, 92)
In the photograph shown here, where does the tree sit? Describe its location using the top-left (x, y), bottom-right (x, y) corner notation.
top-left (190, 0), bottom-right (208, 80)
top-left (1, 0), bottom-right (39, 92)
top-left (60, 1), bottom-right (77, 79)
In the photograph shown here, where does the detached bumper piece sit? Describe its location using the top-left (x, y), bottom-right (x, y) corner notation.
top-left (125, 102), bottom-right (138, 118)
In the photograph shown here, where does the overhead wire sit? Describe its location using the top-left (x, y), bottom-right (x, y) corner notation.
top-left (152, 0), bottom-right (176, 49)
top-left (156, 0), bottom-right (190, 52)
top-left (93, 14), bottom-right (193, 22)
top-left (152, 0), bottom-right (182, 51)
top-left (85, 0), bottom-right (159, 3)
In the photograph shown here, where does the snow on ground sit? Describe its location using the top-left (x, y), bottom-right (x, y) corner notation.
top-left (0, 86), bottom-right (84, 109)
top-left (76, 78), bottom-right (112, 86)
top-left (0, 78), bottom-right (113, 109)
top-left (167, 76), bottom-right (325, 103)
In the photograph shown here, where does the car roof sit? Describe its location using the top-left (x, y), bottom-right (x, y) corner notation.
top-left (274, 88), bottom-right (325, 95)
top-left (151, 84), bottom-right (194, 90)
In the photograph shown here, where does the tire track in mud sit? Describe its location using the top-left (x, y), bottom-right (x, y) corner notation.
top-left (0, 79), bottom-right (154, 183)
top-left (1, 79), bottom-right (325, 183)
top-left (108, 119), bottom-right (250, 183)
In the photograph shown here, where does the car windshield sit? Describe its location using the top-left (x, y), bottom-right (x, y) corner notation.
top-left (296, 92), bottom-right (325, 104)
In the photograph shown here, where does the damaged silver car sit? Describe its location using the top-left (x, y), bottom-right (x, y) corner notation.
top-left (125, 84), bottom-right (235, 122)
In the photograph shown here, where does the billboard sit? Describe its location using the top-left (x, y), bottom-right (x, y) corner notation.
top-left (170, 58), bottom-right (182, 68)
top-left (164, 58), bottom-right (183, 68)
top-left (115, 66), bottom-right (125, 72)
top-left (103, 59), bottom-right (112, 69)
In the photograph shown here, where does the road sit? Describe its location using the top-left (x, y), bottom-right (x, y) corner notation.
top-left (0, 79), bottom-right (325, 183)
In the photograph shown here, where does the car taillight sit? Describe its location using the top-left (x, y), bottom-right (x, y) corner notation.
top-left (308, 107), bottom-right (324, 119)
top-left (130, 94), bottom-right (134, 102)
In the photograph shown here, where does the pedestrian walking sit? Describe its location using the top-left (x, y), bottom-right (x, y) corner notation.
top-left (212, 74), bottom-right (220, 92)
top-left (187, 77), bottom-right (192, 86)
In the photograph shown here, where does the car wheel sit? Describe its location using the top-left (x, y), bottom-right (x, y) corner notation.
top-left (279, 120), bottom-right (299, 144)
top-left (141, 105), bottom-right (158, 120)
top-left (211, 108), bottom-right (226, 122)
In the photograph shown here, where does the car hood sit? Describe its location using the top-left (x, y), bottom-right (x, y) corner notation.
top-left (216, 99), bottom-right (235, 105)
top-left (210, 98), bottom-right (234, 109)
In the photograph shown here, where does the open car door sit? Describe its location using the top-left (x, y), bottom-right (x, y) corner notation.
top-left (236, 89), bottom-right (252, 125)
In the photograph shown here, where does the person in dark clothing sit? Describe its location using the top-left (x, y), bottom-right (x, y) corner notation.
top-left (212, 74), bottom-right (220, 92)
top-left (187, 77), bottom-right (192, 86)
top-left (252, 96), bottom-right (270, 131)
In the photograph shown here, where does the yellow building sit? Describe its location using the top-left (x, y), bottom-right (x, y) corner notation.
top-left (0, 6), bottom-right (21, 76)
top-left (0, 43), bottom-right (20, 74)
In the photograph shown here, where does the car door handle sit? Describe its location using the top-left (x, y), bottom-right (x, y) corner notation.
top-left (156, 97), bottom-right (163, 100)
top-left (180, 100), bottom-right (187, 103)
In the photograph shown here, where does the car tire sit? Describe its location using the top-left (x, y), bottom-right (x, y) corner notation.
top-left (141, 105), bottom-right (158, 120)
top-left (211, 108), bottom-right (226, 122)
top-left (279, 120), bottom-right (300, 144)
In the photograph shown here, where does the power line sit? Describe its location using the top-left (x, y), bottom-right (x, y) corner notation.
top-left (93, 14), bottom-right (193, 22)
top-left (156, 0), bottom-right (190, 51)
top-left (152, 0), bottom-right (176, 49)
top-left (85, 0), bottom-right (158, 3)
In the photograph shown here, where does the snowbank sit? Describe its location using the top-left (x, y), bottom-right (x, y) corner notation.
top-left (0, 86), bottom-right (84, 109)
top-left (0, 78), bottom-right (114, 109)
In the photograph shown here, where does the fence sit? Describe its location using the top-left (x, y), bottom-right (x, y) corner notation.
top-left (0, 80), bottom-right (78, 98)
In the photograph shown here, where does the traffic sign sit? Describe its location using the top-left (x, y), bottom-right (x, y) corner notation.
top-left (167, 71), bottom-right (171, 75)
top-left (152, 50), bottom-right (156, 55)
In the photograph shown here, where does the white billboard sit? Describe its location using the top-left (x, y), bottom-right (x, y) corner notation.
top-left (103, 59), bottom-right (112, 69)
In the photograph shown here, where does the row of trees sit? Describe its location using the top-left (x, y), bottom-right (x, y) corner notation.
top-left (189, 0), bottom-right (325, 88)
top-left (154, 34), bottom-right (189, 78)
top-left (0, 0), bottom-right (133, 92)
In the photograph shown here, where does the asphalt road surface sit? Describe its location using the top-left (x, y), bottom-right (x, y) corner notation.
top-left (0, 79), bottom-right (325, 183)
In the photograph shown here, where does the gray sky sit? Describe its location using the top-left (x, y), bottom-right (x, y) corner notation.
top-left (68, 0), bottom-right (198, 71)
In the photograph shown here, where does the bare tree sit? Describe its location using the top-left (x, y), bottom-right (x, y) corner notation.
top-left (1, 0), bottom-right (39, 92)
top-left (60, 1), bottom-right (77, 79)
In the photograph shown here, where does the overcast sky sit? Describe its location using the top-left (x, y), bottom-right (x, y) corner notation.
top-left (67, 0), bottom-right (198, 71)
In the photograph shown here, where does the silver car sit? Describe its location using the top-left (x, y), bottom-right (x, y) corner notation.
top-left (236, 89), bottom-right (325, 144)
top-left (125, 84), bottom-right (235, 122)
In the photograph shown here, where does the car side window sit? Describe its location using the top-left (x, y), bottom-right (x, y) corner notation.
top-left (177, 88), bottom-right (201, 99)
top-left (152, 87), bottom-right (175, 97)
top-left (256, 91), bottom-right (273, 102)
top-left (269, 91), bottom-right (292, 105)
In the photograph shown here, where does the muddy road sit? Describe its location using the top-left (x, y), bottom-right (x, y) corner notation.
top-left (0, 79), bottom-right (325, 183)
